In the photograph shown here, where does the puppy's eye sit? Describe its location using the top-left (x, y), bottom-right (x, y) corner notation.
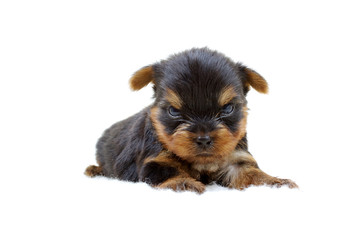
top-left (168, 106), bottom-right (181, 118)
top-left (221, 104), bottom-right (234, 116)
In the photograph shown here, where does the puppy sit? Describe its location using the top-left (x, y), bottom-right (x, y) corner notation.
top-left (85, 48), bottom-right (298, 193)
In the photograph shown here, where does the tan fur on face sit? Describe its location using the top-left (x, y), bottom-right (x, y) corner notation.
top-left (238, 106), bottom-right (248, 140)
top-left (129, 66), bottom-right (154, 90)
top-left (150, 107), bottom-right (197, 160)
top-left (166, 89), bottom-right (183, 109)
top-left (150, 106), bottom-right (249, 164)
top-left (219, 86), bottom-right (237, 106)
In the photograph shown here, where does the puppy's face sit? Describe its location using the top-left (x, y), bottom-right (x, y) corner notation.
top-left (130, 48), bottom-right (268, 163)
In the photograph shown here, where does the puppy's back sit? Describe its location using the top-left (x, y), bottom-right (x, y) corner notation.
top-left (95, 106), bottom-right (162, 181)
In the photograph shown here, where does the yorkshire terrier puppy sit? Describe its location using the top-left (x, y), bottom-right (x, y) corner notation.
top-left (85, 48), bottom-right (298, 193)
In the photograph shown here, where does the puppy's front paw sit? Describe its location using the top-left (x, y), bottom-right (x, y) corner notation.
top-left (271, 178), bottom-right (298, 189)
top-left (158, 177), bottom-right (206, 194)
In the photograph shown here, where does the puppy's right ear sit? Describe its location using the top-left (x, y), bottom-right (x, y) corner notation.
top-left (129, 66), bottom-right (155, 91)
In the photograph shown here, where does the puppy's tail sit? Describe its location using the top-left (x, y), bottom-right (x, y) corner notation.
top-left (85, 165), bottom-right (104, 177)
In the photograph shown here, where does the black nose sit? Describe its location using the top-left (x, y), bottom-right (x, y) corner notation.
top-left (196, 136), bottom-right (212, 147)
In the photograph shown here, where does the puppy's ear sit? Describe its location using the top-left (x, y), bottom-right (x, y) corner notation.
top-left (238, 64), bottom-right (268, 94)
top-left (129, 66), bottom-right (155, 91)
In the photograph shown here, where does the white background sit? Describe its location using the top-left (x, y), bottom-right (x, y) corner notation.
top-left (1, 0), bottom-right (359, 239)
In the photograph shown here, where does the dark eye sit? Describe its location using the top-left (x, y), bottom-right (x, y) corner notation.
top-left (168, 106), bottom-right (181, 118)
top-left (221, 104), bottom-right (234, 116)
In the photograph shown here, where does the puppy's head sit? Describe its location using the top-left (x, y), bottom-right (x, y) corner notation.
top-left (130, 48), bottom-right (268, 163)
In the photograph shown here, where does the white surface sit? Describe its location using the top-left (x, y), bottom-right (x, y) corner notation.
top-left (1, 1), bottom-right (359, 239)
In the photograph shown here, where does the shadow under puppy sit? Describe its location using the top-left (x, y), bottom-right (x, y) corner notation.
top-left (85, 48), bottom-right (298, 193)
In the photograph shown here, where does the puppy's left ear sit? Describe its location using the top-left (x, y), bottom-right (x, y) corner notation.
top-left (238, 64), bottom-right (268, 94)
top-left (129, 65), bottom-right (155, 91)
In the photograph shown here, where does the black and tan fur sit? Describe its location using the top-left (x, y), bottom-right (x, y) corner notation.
top-left (85, 48), bottom-right (297, 193)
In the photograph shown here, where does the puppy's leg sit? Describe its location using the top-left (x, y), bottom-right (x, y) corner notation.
top-left (157, 177), bottom-right (206, 193)
top-left (218, 150), bottom-right (298, 190)
top-left (140, 151), bottom-right (206, 194)
top-left (84, 165), bottom-right (104, 177)
top-left (85, 157), bottom-right (104, 177)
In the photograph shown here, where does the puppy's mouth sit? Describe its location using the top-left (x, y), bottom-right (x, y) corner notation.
top-left (196, 152), bottom-right (214, 157)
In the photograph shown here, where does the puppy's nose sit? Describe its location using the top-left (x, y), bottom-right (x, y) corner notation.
top-left (196, 135), bottom-right (212, 147)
